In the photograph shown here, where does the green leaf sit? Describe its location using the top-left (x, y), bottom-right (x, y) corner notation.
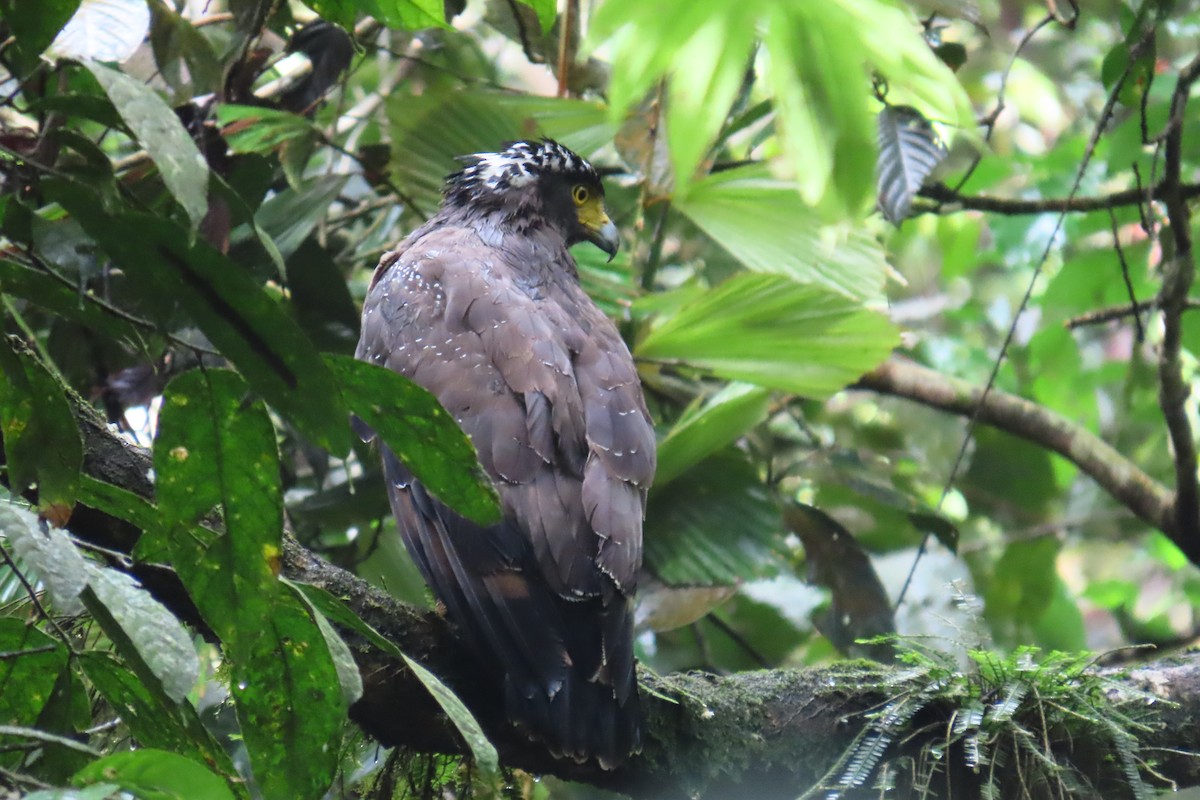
top-left (79, 652), bottom-right (235, 778)
top-left (73, 749), bottom-right (236, 800)
top-left (1, 504), bottom-right (88, 614)
top-left (366, 0), bottom-right (448, 28)
top-left (387, 90), bottom-right (616, 212)
top-left (635, 273), bottom-right (898, 398)
top-left (327, 355), bottom-right (501, 526)
top-left (0, 342), bottom-right (83, 516)
top-left (82, 570), bottom-right (200, 703)
top-left (229, 593), bottom-right (344, 800)
top-left (0, 619), bottom-right (68, 737)
top-left (292, 583), bottom-right (500, 781)
top-left (674, 165), bottom-right (889, 299)
top-left (655, 383), bottom-right (770, 487)
top-left (287, 583), bottom-right (363, 706)
top-left (46, 0), bottom-right (150, 62)
top-left (83, 61), bottom-right (209, 231)
top-left (0, 0), bottom-right (80, 73)
top-left (249, 174), bottom-right (350, 261)
top-left (0, 260), bottom-right (147, 346)
top-left (645, 450), bottom-right (784, 586)
top-left (218, 104), bottom-right (317, 156)
top-left (55, 201), bottom-right (352, 453)
top-left (79, 475), bottom-right (163, 546)
top-left (518, 0), bottom-right (555, 33)
top-left (148, 0), bottom-right (222, 96)
top-left (155, 368), bottom-right (282, 637)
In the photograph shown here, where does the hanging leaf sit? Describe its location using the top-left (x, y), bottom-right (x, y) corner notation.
top-left (875, 104), bottom-right (947, 225)
top-left (83, 62), bottom-right (209, 231)
top-left (635, 273), bottom-right (898, 399)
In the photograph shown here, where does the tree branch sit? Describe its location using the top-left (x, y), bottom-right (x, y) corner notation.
top-left (1154, 53), bottom-right (1200, 563)
top-left (856, 357), bottom-right (1175, 538)
top-left (57, 383), bottom-right (1200, 797)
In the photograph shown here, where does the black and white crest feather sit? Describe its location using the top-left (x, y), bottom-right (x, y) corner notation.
top-left (446, 139), bottom-right (599, 201)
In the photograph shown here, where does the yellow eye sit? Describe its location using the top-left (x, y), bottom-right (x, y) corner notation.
top-left (572, 185), bottom-right (590, 205)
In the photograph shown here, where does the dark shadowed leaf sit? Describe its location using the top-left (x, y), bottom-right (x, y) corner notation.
top-left (0, 619), bottom-right (68, 740)
top-left (149, 0), bottom-right (222, 96)
top-left (0, 0), bottom-right (80, 73)
top-left (249, 175), bottom-right (349, 260)
top-left (84, 62), bottom-right (209, 230)
top-left (876, 105), bottom-right (947, 225)
top-left (73, 749), bottom-right (235, 800)
top-left (0, 343), bottom-right (82, 517)
top-left (635, 273), bottom-right (898, 399)
top-left (645, 450), bottom-right (784, 586)
top-left (57, 202), bottom-right (352, 453)
top-left (327, 355), bottom-right (501, 525)
top-left (287, 238), bottom-right (360, 354)
top-left (79, 652), bottom-right (236, 779)
top-left (783, 503), bottom-right (895, 662)
top-left (0, 260), bottom-right (148, 347)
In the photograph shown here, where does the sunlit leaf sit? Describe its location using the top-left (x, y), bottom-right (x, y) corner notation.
top-left (73, 749), bottom-right (235, 800)
top-left (519, 0), bottom-right (555, 33)
top-left (675, 165), bottom-right (889, 299)
top-left (655, 383), bottom-right (770, 487)
top-left (46, 0), bottom-right (148, 62)
top-left (83, 570), bottom-right (200, 703)
top-left (635, 273), bottom-right (898, 398)
top-left (84, 62), bottom-right (209, 230)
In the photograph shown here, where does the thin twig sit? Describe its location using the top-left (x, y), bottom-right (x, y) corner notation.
top-left (1064, 298), bottom-right (1200, 329)
top-left (916, 180), bottom-right (1200, 216)
top-left (1109, 207), bottom-right (1144, 342)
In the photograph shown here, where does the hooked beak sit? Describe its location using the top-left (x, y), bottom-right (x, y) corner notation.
top-left (589, 217), bottom-right (620, 262)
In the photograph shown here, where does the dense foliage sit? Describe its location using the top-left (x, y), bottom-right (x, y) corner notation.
top-left (1, 0), bottom-right (1199, 797)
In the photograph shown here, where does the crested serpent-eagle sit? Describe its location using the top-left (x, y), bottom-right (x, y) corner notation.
top-left (355, 140), bottom-right (656, 766)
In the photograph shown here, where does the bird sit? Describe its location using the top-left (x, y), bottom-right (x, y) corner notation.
top-left (354, 140), bottom-right (656, 767)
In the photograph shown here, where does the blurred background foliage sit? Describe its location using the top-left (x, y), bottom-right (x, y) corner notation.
top-left (1, 0), bottom-right (1200, 796)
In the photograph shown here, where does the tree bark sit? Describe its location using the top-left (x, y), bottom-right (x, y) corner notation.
top-left (64, 400), bottom-right (1200, 799)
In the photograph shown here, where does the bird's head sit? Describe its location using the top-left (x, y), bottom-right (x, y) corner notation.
top-left (444, 139), bottom-right (620, 260)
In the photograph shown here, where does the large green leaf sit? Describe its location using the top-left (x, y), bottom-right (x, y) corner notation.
top-left (56, 201), bottom-right (352, 454)
top-left (674, 165), bottom-right (889, 300)
top-left (84, 61), bottom-right (209, 230)
top-left (0, 260), bottom-right (149, 346)
top-left (327, 355), bottom-right (501, 526)
top-left (154, 368), bottom-right (282, 636)
top-left (655, 383), bottom-right (770, 488)
top-left (73, 749), bottom-right (235, 800)
top-left (645, 450), bottom-right (784, 586)
top-left (230, 593), bottom-right (344, 800)
top-left (635, 273), bottom-right (898, 399)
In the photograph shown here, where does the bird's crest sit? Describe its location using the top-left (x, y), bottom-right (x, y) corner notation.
top-left (445, 139), bottom-right (599, 199)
